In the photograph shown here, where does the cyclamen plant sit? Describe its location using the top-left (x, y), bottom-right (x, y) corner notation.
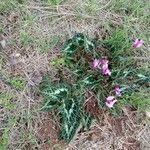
top-left (40, 32), bottom-right (149, 142)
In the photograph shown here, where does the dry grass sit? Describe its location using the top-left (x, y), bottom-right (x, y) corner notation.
top-left (67, 108), bottom-right (150, 150)
top-left (0, 0), bottom-right (150, 149)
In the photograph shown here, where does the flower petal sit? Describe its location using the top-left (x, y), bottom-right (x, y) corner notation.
top-left (102, 63), bottom-right (111, 76)
top-left (132, 39), bottom-right (144, 48)
top-left (99, 59), bottom-right (108, 65)
top-left (106, 96), bottom-right (115, 101)
top-left (93, 59), bottom-right (100, 69)
top-left (106, 99), bottom-right (117, 108)
top-left (114, 85), bottom-right (122, 96)
top-left (105, 68), bottom-right (111, 76)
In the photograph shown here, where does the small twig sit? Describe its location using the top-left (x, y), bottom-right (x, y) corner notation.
top-left (35, 12), bottom-right (102, 20)
top-left (95, 0), bottom-right (112, 11)
top-left (26, 4), bottom-right (76, 10)
top-left (132, 56), bottom-right (150, 60)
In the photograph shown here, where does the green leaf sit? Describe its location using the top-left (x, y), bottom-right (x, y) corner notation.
top-left (80, 75), bottom-right (96, 87)
top-left (40, 78), bottom-right (70, 112)
top-left (59, 98), bottom-right (81, 142)
top-left (40, 100), bottom-right (58, 112)
top-left (62, 33), bottom-right (95, 59)
top-left (41, 87), bottom-right (68, 100)
top-left (73, 33), bottom-right (85, 47)
top-left (62, 39), bottom-right (77, 57)
top-left (85, 39), bottom-right (95, 52)
top-left (83, 113), bottom-right (93, 129)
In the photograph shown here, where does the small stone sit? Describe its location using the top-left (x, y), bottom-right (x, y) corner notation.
top-left (0, 39), bottom-right (6, 49)
top-left (14, 53), bottom-right (21, 58)
top-left (146, 111), bottom-right (150, 119)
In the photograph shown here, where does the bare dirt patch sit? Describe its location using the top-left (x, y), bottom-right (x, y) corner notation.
top-left (68, 107), bottom-right (148, 150)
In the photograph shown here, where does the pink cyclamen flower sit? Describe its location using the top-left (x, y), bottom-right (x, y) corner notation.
top-left (99, 59), bottom-right (108, 65)
top-left (100, 59), bottom-right (111, 76)
top-left (132, 39), bottom-right (144, 48)
top-left (102, 63), bottom-right (111, 76)
top-left (105, 96), bottom-right (117, 108)
top-left (93, 59), bottom-right (100, 69)
top-left (114, 85), bottom-right (122, 96)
